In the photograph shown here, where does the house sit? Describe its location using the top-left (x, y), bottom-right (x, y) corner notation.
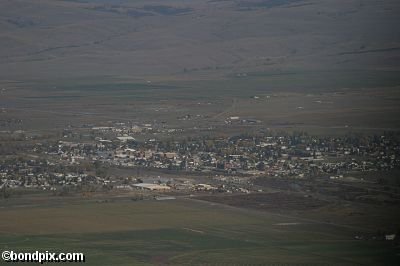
top-left (195, 184), bottom-right (217, 191)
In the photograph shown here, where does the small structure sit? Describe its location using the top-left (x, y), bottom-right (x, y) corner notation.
top-left (385, 234), bottom-right (396, 241)
top-left (132, 183), bottom-right (171, 191)
top-left (117, 136), bottom-right (135, 142)
top-left (195, 184), bottom-right (217, 191)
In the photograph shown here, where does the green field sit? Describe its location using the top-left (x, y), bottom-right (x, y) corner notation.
top-left (0, 198), bottom-right (398, 265)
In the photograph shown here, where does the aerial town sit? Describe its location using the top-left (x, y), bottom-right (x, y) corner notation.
top-left (2, 0), bottom-right (400, 264)
top-left (1, 121), bottom-right (399, 196)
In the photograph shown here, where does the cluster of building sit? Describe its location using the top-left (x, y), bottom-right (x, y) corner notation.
top-left (95, 132), bottom-right (400, 178)
top-left (1, 126), bottom-right (400, 193)
top-left (0, 158), bottom-right (107, 191)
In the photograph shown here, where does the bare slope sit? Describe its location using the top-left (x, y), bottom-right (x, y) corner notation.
top-left (0, 0), bottom-right (399, 83)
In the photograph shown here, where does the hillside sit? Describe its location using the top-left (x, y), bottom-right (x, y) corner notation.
top-left (0, 0), bottom-right (399, 85)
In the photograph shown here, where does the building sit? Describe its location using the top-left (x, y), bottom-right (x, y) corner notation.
top-left (132, 183), bottom-right (171, 191)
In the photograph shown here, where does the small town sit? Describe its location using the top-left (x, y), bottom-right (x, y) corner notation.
top-left (1, 121), bottom-right (399, 195)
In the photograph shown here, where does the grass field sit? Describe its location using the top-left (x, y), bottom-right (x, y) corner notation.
top-left (1, 0), bottom-right (399, 134)
top-left (0, 197), bottom-right (398, 265)
top-left (1, 76), bottom-right (400, 135)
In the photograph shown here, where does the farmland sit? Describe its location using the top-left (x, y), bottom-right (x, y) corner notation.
top-left (1, 79), bottom-right (400, 135)
top-left (0, 194), bottom-right (398, 265)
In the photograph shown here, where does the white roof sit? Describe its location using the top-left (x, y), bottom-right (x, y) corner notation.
top-left (132, 183), bottom-right (170, 190)
top-left (117, 136), bottom-right (135, 141)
